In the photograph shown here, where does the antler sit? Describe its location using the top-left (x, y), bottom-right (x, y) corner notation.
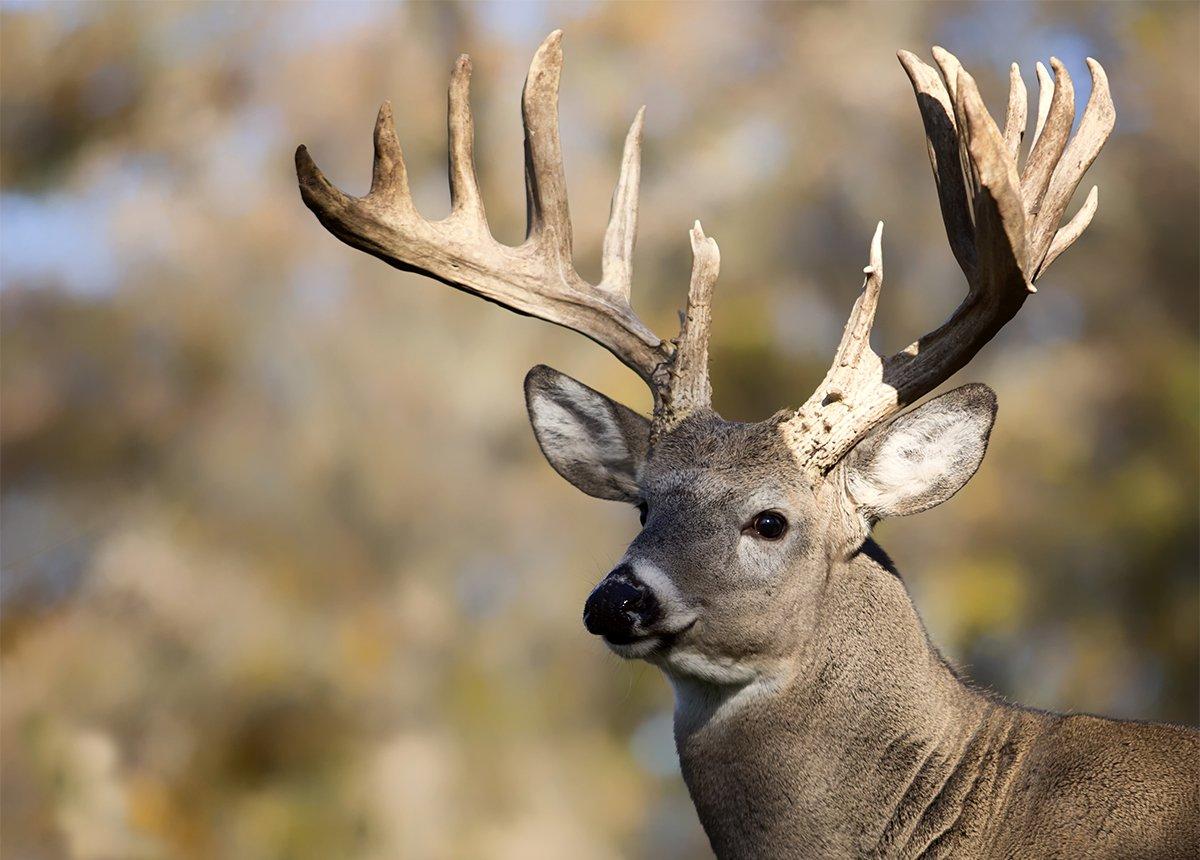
top-left (782, 48), bottom-right (1114, 475)
top-left (295, 31), bottom-right (719, 434)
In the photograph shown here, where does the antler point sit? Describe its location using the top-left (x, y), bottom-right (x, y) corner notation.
top-left (631, 105), bottom-right (647, 136)
top-left (294, 144), bottom-right (318, 178)
top-left (1086, 56), bottom-right (1111, 90)
top-left (869, 221), bottom-right (883, 269)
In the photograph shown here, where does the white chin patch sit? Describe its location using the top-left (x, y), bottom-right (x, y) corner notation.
top-left (666, 651), bottom-right (776, 730)
top-left (663, 649), bottom-right (757, 685)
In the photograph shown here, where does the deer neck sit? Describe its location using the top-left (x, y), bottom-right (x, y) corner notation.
top-left (669, 540), bottom-right (1014, 858)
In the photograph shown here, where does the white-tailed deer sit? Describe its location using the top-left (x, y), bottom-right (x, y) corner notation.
top-left (296, 31), bottom-right (1198, 859)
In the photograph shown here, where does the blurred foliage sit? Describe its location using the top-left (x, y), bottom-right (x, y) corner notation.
top-left (1, 2), bottom-right (1196, 858)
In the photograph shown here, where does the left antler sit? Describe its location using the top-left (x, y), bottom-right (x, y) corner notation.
top-left (783, 49), bottom-right (1115, 475)
top-left (295, 31), bottom-right (719, 434)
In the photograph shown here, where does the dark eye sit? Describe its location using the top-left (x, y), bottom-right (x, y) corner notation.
top-left (636, 501), bottom-right (648, 526)
top-left (747, 510), bottom-right (788, 540)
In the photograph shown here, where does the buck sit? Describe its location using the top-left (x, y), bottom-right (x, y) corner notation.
top-left (296, 32), bottom-right (1198, 859)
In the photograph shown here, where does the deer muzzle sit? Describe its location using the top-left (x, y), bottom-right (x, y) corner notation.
top-left (583, 565), bottom-right (661, 644)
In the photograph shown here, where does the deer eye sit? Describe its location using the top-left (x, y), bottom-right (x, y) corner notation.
top-left (746, 510), bottom-right (788, 540)
top-left (636, 501), bottom-right (649, 526)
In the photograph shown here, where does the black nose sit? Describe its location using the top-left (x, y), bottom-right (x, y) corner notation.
top-left (583, 565), bottom-right (660, 643)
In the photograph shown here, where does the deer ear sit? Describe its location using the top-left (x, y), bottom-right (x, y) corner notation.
top-left (843, 384), bottom-right (997, 521)
top-left (524, 365), bottom-right (650, 502)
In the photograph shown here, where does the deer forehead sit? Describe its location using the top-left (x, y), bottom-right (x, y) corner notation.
top-left (636, 420), bottom-right (831, 540)
top-left (644, 414), bottom-right (803, 487)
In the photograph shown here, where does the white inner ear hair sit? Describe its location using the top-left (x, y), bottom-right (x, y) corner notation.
top-left (534, 390), bottom-right (634, 487)
top-left (848, 409), bottom-right (984, 512)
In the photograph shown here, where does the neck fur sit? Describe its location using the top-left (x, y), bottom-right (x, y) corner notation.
top-left (669, 541), bottom-right (995, 857)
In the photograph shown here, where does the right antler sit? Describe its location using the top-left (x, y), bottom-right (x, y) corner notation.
top-left (782, 48), bottom-right (1114, 476)
top-left (295, 31), bottom-right (719, 434)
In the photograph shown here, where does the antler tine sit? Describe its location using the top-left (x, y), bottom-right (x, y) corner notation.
top-left (1030, 58), bottom-right (1115, 274)
top-left (931, 46), bottom-right (963, 103)
top-left (448, 55), bottom-right (486, 227)
top-left (522, 30), bottom-right (573, 260)
top-left (1029, 61), bottom-right (1054, 152)
top-left (370, 101), bottom-right (411, 203)
top-left (838, 221), bottom-right (885, 371)
top-left (1002, 63), bottom-right (1028, 160)
top-left (296, 145), bottom-right (355, 230)
top-left (1041, 184), bottom-right (1098, 273)
top-left (1021, 58), bottom-right (1075, 220)
top-left (783, 49), bottom-right (1112, 476)
top-left (953, 66), bottom-right (1030, 296)
top-left (655, 222), bottom-right (721, 435)
top-left (782, 224), bottom-right (885, 470)
top-left (897, 50), bottom-right (977, 283)
top-left (601, 107), bottom-right (645, 301)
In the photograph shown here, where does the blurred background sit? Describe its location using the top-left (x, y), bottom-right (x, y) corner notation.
top-left (2, 2), bottom-right (1196, 858)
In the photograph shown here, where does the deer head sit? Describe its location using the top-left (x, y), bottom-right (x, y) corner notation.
top-left (296, 32), bottom-right (1113, 690)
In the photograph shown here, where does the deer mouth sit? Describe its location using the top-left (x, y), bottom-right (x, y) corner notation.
top-left (604, 635), bottom-right (663, 659)
top-left (604, 617), bottom-right (697, 659)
